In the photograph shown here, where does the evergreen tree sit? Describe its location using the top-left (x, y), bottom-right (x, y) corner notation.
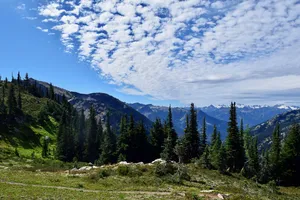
top-left (225, 102), bottom-right (244, 172)
top-left (281, 124), bottom-right (300, 185)
top-left (200, 145), bottom-right (211, 169)
top-left (7, 84), bottom-right (17, 115)
top-left (161, 106), bottom-right (178, 161)
top-left (149, 118), bottom-right (165, 160)
top-left (96, 119), bottom-right (103, 159)
top-left (4, 78), bottom-right (8, 88)
top-left (87, 106), bottom-right (98, 163)
top-left (24, 73), bottom-right (29, 89)
top-left (210, 128), bottom-right (222, 169)
top-left (184, 103), bottom-right (200, 162)
top-left (17, 89), bottom-right (22, 111)
top-left (0, 86), bottom-right (6, 115)
top-left (174, 137), bottom-right (188, 164)
top-left (117, 115), bottom-right (129, 161)
top-left (49, 83), bottom-right (55, 101)
top-left (217, 144), bottom-right (227, 174)
top-left (76, 109), bottom-right (86, 161)
top-left (134, 121), bottom-right (149, 162)
top-left (56, 110), bottom-right (68, 161)
top-left (99, 113), bottom-right (117, 164)
top-left (200, 117), bottom-right (207, 155)
top-left (269, 123), bottom-right (281, 180)
top-left (211, 125), bottom-right (218, 147)
top-left (17, 72), bottom-right (21, 86)
top-left (42, 137), bottom-right (49, 158)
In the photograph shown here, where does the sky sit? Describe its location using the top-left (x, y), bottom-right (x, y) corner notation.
top-left (1, 0), bottom-right (300, 106)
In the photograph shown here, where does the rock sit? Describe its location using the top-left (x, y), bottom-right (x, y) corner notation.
top-left (200, 190), bottom-right (214, 193)
top-left (151, 159), bottom-right (166, 164)
top-left (88, 162), bottom-right (93, 166)
top-left (118, 161), bottom-right (130, 165)
top-left (217, 193), bottom-right (225, 199)
top-left (136, 162), bottom-right (144, 165)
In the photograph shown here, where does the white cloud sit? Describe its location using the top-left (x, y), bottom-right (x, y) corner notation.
top-left (37, 26), bottom-right (49, 33)
top-left (36, 0), bottom-right (300, 105)
top-left (16, 4), bottom-right (26, 11)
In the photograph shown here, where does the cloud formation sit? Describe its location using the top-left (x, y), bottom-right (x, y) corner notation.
top-left (35, 0), bottom-right (300, 105)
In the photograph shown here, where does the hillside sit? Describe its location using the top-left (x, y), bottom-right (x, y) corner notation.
top-left (0, 82), bottom-right (61, 158)
top-left (250, 109), bottom-right (300, 148)
top-left (201, 104), bottom-right (298, 127)
top-left (129, 103), bottom-right (228, 139)
top-left (34, 81), bottom-right (153, 132)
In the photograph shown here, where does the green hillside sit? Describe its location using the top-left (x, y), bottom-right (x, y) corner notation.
top-left (0, 81), bottom-right (61, 159)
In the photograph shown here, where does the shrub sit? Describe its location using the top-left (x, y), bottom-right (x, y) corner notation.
top-left (155, 162), bottom-right (176, 177)
top-left (98, 169), bottom-right (111, 178)
top-left (118, 165), bottom-right (130, 176)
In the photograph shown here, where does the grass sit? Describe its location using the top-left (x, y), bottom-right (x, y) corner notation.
top-left (0, 159), bottom-right (300, 200)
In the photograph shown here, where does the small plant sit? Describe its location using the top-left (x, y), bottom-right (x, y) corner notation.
top-left (118, 165), bottom-right (130, 176)
top-left (99, 169), bottom-right (111, 178)
top-left (77, 183), bottom-right (84, 188)
top-left (155, 162), bottom-right (176, 177)
top-left (185, 192), bottom-right (202, 200)
top-left (268, 180), bottom-right (279, 194)
top-left (15, 148), bottom-right (19, 157)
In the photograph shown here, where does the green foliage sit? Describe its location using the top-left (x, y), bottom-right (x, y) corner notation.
top-left (281, 123), bottom-right (300, 185)
top-left (117, 165), bottom-right (130, 176)
top-left (87, 106), bottom-right (99, 163)
top-left (269, 123), bottom-right (281, 180)
top-left (225, 102), bottom-right (244, 172)
top-left (161, 106), bottom-right (178, 161)
top-left (155, 162), bottom-right (177, 177)
top-left (99, 113), bottom-right (117, 165)
top-left (149, 118), bottom-right (165, 160)
top-left (199, 117), bottom-right (207, 156)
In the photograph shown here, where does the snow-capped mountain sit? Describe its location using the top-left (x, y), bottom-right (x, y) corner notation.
top-left (201, 104), bottom-right (299, 127)
top-left (129, 103), bottom-right (228, 140)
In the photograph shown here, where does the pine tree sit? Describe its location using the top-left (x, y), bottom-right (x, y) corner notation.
top-left (24, 73), bottom-right (29, 89)
top-left (200, 117), bottom-right (207, 155)
top-left (0, 86), bottom-right (6, 115)
top-left (281, 124), bottom-right (300, 185)
top-left (49, 83), bottom-right (55, 101)
top-left (149, 118), bottom-right (165, 160)
top-left (42, 137), bottom-right (49, 158)
top-left (200, 145), bottom-right (211, 169)
top-left (225, 102), bottom-right (243, 172)
top-left (161, 106), bottom-right (178, 161)
top-left (134, 121), bottom-right (149, 162)
top-left (87, 106), bottom-right (98, 163)
top-left (217, 144), bottom-right (227, 174)
top-left (210, 127), bottom-right (222, 169)
top-left (174, 137), bottom-right (188, 164)
top-left (56, 110), bottom-right (68, 161)
top-left (117, 115), bottom-right (129, 161)
top-left (269, 123), bottom-right (281, 180)
top-left (7, 84), bottom-right (17, 115)
top-left (96, 119), bottom-right (103, 159)
top-left (99, 113), bottom-right (116, 164)
top-left (17, 89), bottom-right (22, 111)
top-left (76, 109), bottom-right (86, 161)
top-left (167, 105), bottom-right (178, 151)
top-left (17, 72), bottom-right (21, 86)
top-left (4, 78), bottom-right (8, 88)
top-left (184, 103), bottom-right (200, 162)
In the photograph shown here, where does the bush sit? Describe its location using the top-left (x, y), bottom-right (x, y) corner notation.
top-left (98, 169), bottom-right (111, 178)
top-left (155, 162), bottom-right (176, 177)
top-left (118, 165), bottom-right (130, 176)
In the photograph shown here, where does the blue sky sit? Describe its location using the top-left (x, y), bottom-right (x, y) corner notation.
top-left (1, 0), bottom-right (300, 106)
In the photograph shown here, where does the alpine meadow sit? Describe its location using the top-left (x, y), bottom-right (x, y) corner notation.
top-left (1, 0), bottom-right (300, 199)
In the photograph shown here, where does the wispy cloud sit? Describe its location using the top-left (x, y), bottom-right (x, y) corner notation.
top-left (34, 0), bottom-right (300, 105)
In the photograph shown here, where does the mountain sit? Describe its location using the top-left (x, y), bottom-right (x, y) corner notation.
top-left (201, 104), bottom-right (299, 127)
top-left (250, 109), bottom-right (300, 148)
top-left (129, 103), bottom-right (228, 140)
top-left (34, 80), bottom-right (153, 132)
top-left (69, 92), bottom-right (153, 131)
